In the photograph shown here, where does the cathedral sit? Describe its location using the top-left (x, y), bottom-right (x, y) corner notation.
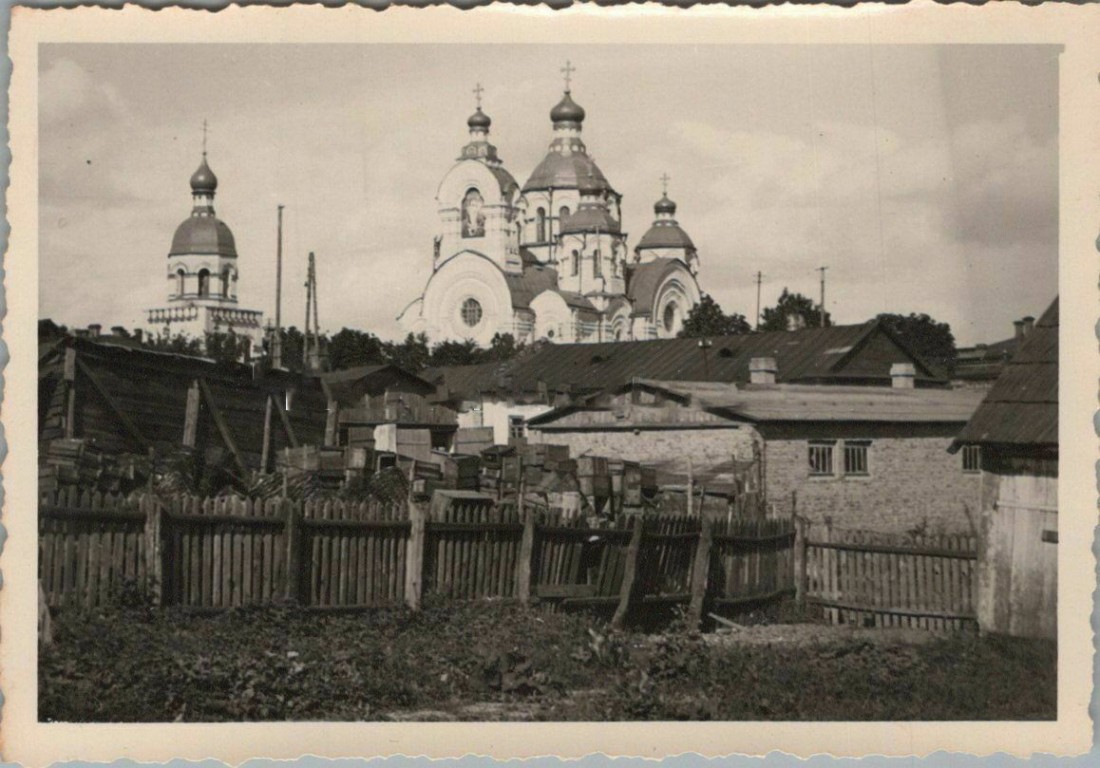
top-left (146, 146), bottom-right (266, 356)
top-left (401, 71), bottom-right (703, 346)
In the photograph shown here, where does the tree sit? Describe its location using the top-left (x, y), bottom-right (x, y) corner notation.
top-left (760, 288), bottom-right (831, 332)
top-left (487, 332), bottom-right (524, 363)
top-left (429, 338), bottom-right (487, 367)
top-left (678, 293), bottom-right (751, 338)
top-left (204, 330), bottom-right (252, 366)
top-left (327, 327), bottom-right (386, 370)
top-left (876, 312), bottom-right (957, 371)
top-left (385, 332), bottom-right (431, 373)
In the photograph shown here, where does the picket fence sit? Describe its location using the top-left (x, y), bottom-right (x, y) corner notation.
top-left (799, 524), bottom-right (978, 631)
top-left (38, 490), bottom-right (795, 626)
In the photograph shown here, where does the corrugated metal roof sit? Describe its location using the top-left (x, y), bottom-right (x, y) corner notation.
top-left (434, 319), bottom-right (945, 402)
top-left (954, 297), bottom-right (1058, 448)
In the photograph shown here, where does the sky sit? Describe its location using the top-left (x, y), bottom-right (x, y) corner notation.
top-left (38, 43), bottom-right (1059, 347)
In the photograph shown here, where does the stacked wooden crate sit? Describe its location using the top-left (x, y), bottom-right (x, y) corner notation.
top-left (39, 438), bottom-right (144, 495)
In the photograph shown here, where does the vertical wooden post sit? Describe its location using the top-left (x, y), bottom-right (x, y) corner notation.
top-left (685, 456), bottom-right (694, 517)
top-left (260, 395), bottom-right (274, 473)
top-left (516, 490), bottom-right (536, 605)
top-left (404, 501), bottom-right (426, 610)
top-left (143, 493), bottom-right (165, 606)
top-left (324, 398), bottom-right (339, 447)
top-left (63, 348), bottom-right (77, 439)
top-left (183, 379), bottom-right (201, 449)
top-left (687, 518), bottom-right (713, 629)
top-left (284, 498), bottom-right (302, 603)
top-left (612, 514), bottom-right (645, 629)
top-left (794, 515), bottom-right (808, 611)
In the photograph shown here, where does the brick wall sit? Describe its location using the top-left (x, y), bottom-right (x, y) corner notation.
top-left (764, 435), bottom-right (981, 533)
top-left (529, 427), bottom-right (757, 468)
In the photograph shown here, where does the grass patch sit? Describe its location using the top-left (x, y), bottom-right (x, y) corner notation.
top-left (39, 599), bottom-right (1056, 722)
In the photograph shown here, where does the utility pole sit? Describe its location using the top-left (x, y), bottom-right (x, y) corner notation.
top-left (754, 271), bottom-right (763, 330)
top-left (817, 266), bottom-right (828, 328)
top-left (273, 205), bottom-right (285, 369)
top-left (303, 251), bottom-right (321, 371)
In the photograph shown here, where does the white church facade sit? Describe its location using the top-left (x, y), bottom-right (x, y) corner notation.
top-left (401, 75), bottom-right (703, 346)
top-left (146, 150), bottom-right (266, 356)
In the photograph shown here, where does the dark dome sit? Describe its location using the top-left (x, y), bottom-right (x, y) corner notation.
top-left (635, 222), bottom-right (696, 254)
top-left (550, 91), bottom-right (586, 124)
top-left (655, 194), bottom-right (677, 215)
top-left (523, 151), bottom-right (611, 193)
top-left (190, 157), bottom-right (218, 194)
top-left (169, 215), bottom-right (238, 258)
top-left (467, 107), bottom-right (492, 130)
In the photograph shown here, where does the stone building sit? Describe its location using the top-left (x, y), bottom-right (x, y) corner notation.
top-left (525, 375), bottom-right (984, 533)
top-left (401, 74), bottom-right (702, 346)
top-left (146, 149), bottom-right (265, 356)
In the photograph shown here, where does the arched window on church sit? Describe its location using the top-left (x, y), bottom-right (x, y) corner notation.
top-left (594, 249), bottom-right (603, 278)
top-left (559, 206), bottom-right (570, 237)
top-left (536, 208), bottom-right (547, 243)
top-left (222, 268), bottom-right (232, 298)
top-left (198, 269), bottom-right (211, 298)
top-left (461, 188), bottom-right (486, 238)
top-left (176, 268), bottom-right (185, 297)
top-left (571, 250), bottom-right (580, 277)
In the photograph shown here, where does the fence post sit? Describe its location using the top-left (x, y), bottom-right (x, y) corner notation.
top-left (794, 515), bottom-right (808, 611)
top-left (612, 514), bottom-right (645, 629)
top-left (404, 501), bottom-right (426, 610)
top-left (516, 507), bottom-right (536, 605)
top-left (284, 499), bottom-right (302, 603)
top-left (686, 518), bottom-right (712, 629)
top-left (142, 493), bottom-right (165, 606)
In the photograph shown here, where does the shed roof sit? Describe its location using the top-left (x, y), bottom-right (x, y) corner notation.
top-left (320, 364), bottom-right (436, 406)
top-left (953, 297), bottom-right (1058, 449)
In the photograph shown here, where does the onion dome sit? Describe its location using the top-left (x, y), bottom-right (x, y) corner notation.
top-left (190, 156), bottom-right (218, 194)
top-left (170, 216), bottom-right (238, 258)
top-left (654, 193), bottom-right (677, 216)
top-left (467, 107), bottom-right (492, 130)
top-left (550, 91), bottom-right (586, 125)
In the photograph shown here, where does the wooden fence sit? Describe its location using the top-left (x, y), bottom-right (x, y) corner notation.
top-left (799, 525), bottom-right (978, 631)
top-left (38, 490), bottom-right (795, 625)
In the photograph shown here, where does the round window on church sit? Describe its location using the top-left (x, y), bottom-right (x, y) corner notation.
top-left (663, 302), bottom-right (678, 333)
top-left (461, 297), bottom-right (483, 328)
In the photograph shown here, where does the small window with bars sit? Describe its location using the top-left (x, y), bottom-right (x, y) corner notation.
top-left (508, 415), bottom-right (526, 440)
top-left (808, 441), bottom-right (835, 476)
top-left (962, 444), bottom-right (981, 473)
top-left (843, 440), bottom-right (870, 476)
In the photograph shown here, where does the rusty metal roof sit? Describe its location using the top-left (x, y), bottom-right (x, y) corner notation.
top-left (954, 297), bottom-right (1058, 449)
top-left (635, 222), bottom-right (696, 253)
top-left (169, 214), bottom-right (238, 258)
top-left (435, 319), bottom-right (946, 401)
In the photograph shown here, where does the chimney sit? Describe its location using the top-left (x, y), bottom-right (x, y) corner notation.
top-left (890, 362), bottom-right (916, 389)
top-left (749, 357), bottom-right (778, 385)
top-left (1022, 315), bottom-right (1035, 336)
top-left (87, 324), bottom-right (101, 338)
top-left (1013, 319), bottom-right (1025, 341)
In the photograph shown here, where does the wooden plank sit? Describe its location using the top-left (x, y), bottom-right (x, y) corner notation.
top-left (183, 379), bottom-right (201, 448)
top-left (75, 357), bottom-right (149, 450)
top-left (535, 583), bottom-right (597, 599)
top-left (404, 501), bottom-right (426, 610)
top-left (284, 500), bottom-right (302, 603)
top-left (260, 395), bottom-right (274, 474)
top-left (273, 392), bottom-right (301, 449)
top-left (64, 349), bottom-right (78, 439)
top-left (686, 519), bottom-right (712, 629)
top-left (197, 378), bottom-right (249, 477)
top-left (611, 516), bottom-right (645, 629)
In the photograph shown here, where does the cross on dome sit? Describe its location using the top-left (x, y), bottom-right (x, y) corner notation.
top-left (660, 172), bottom-right (671, 195)
top-left (561, 60), bottom-right (576, 92)
top-left (473, 82), bottom-right (484, 109)
top-left (202, 119), bottom-right (209, 158)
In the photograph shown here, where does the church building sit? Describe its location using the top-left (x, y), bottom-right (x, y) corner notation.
top-left (401, 70), bottom-right (703, 346)
top-left (146, 146), bottom-right (265, 357)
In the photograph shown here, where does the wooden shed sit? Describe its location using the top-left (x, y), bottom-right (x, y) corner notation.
top-left (952, 297), bottom-right (1058, 639)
